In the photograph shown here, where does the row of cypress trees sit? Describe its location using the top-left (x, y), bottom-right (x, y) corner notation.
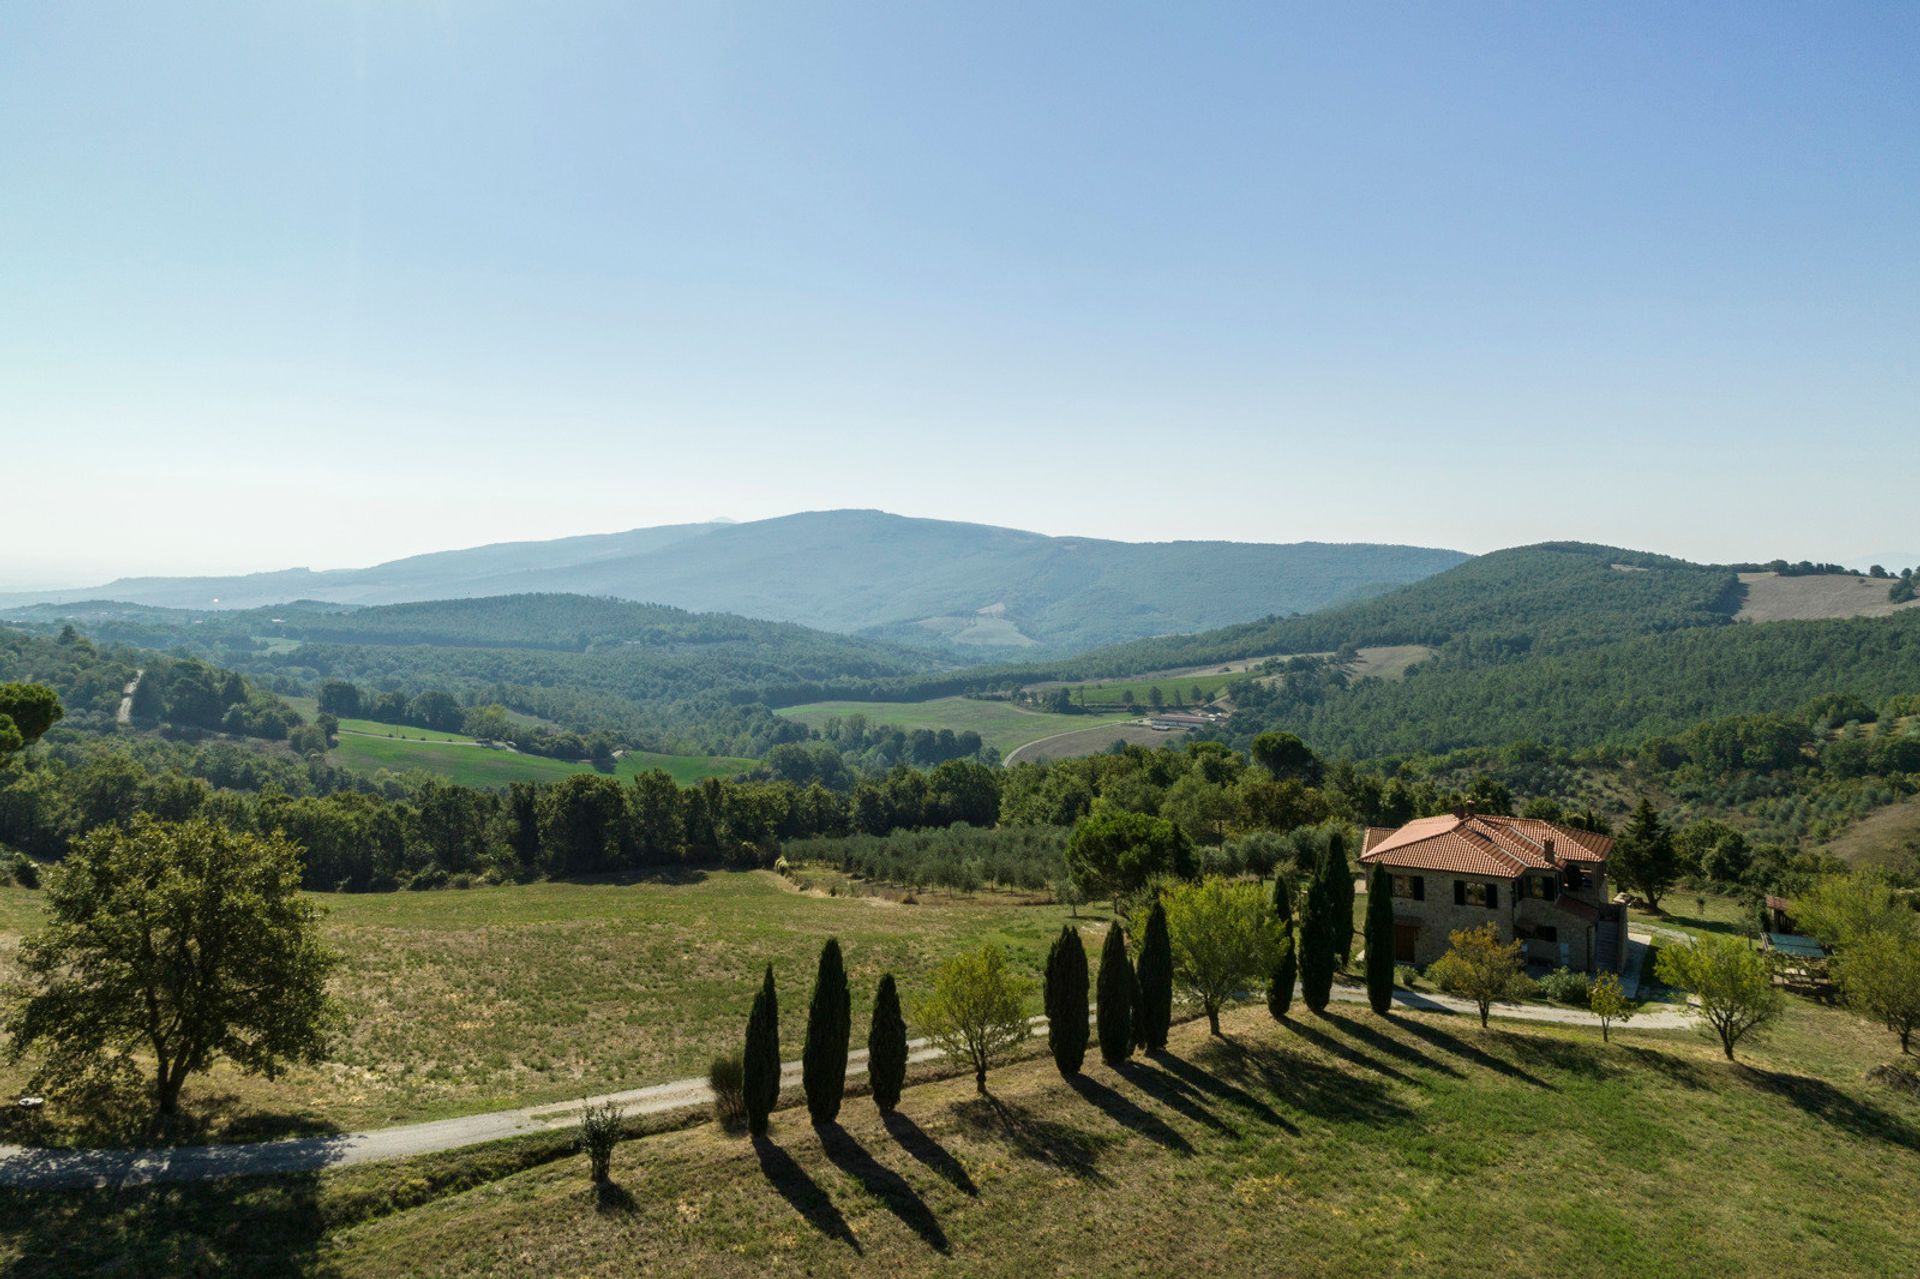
top-left (745, 832), bottom-right (1395, 1133)
top-left (742, 939), bottom-right (911, 1136)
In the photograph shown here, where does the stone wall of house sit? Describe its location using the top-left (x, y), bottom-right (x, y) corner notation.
top-left (1387, 871), bottom-right (1515, 967)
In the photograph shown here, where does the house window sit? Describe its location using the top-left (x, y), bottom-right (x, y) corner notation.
top-left (1391, 874), bottom-right (1425, 901)
top-left (1515, 923), bottom-right (1559, 943)
top-left (1523, 875), bottom-right (1558, 901)
top-left (1563, 865), bottom-right (1592, 891)
top-left (1454, 880), bottom-right (1497, 909)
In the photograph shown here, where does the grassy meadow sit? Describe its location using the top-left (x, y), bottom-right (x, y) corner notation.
top-left (775, 697), bottom-right (1134, 757)
top-left (325, 725), bottom-right (752, 788)
top-left (7, 994), bottom-right (1916, 1277)
top-left (0, 874), bottom-right (1096, 1143)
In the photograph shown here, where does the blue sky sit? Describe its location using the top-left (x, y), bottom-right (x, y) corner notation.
top-left (3, 2), bottom-right (1915, 584)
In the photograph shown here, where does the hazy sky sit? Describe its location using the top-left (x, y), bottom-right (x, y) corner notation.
top-left (3, 2), bottom-right (1916, 585)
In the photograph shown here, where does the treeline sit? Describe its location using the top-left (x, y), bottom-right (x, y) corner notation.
top-left (782, 826), bottom-right (1069, 893)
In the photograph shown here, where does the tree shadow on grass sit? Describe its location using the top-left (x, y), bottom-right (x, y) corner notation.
top-left (1165, 1045), bottom-right (1294, 1133)
top-left (1319, 1011), bottom-right (1467, 1080)
top-left (1500, 1033), bottom-right (1623, 1082)
top-left (1063, 1071), bottom-right (1195, 1155)
top-left (752, 1134), bottom-right (861, 1255)
top-left (1116, 1059), bottom-right (1238, 1139)
top-left (950, 1094), bottom-right (1112, 1183)
top-left (882, 1111), bottom-right (977, 1197)
top-left (593, 1179), bottom-right (638, 1214)
top-left (1392, 1017), bottom-right (1553, 1089)
top-left (818, 1123), bottom-right (949, 1254)
top-left (1206, 1039), bottom-right (1413, 1128)
top-left (1736, 1065), bottom-right (1920, 1147)
top-left (0, 1169), bottom-right (338, 1279)
top-left (1285, 1018), bottom-right (1421, 1085)
top-left (1619, 1046), bottom-right (1710, 1091)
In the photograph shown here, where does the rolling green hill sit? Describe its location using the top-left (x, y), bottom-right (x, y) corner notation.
top-left (0, 510), bottom-right (1467, 654)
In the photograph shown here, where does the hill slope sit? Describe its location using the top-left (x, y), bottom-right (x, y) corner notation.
top-left (0, 511), bottom-right (1467, 654)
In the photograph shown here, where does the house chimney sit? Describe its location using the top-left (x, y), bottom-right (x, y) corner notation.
top-left (1452, 805), bottom-right (1465, 820)
top-left (1464, 799), bottom-right (1476, 817)
top-left (1543, 837), bottom-right (1556, 865)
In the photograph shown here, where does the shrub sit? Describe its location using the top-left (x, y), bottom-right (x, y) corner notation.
top-left (1538, 966), bottom-right (1590, 1005)
top-left (1394, 964), bottom-right (1420, 989)
top-left (708, 1053), bottom-right (747, 1130)
top-left (578, 1098), bottom-right (623, 1184)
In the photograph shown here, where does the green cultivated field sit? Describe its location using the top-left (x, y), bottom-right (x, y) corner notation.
top-left (9, 997), bottom-right (1916, 1277)
top-left (776, 697), bottom-right (1134, 757)
top-left (325, 723), bottom-right (752, 788)
top-left (0, 874), bottom-right (1093, 1141)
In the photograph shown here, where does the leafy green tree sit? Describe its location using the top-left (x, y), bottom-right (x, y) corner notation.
top-left (1044, 926), bottom-right (1090, 1076)
top-left (5, 818), bottom-right (336, 1118)
top-left (1834, 931), bottom-right (1920, 1054)
top-left (802, 938), bottom-right (851, 1125)
top-left (1588, 971), bottom-right (1634, 1043)
top-left (1267, 871), bottom-right (1298, 1020)
top-left (1796, 871), bottom-right (1913, 949)
top-left (743, 966), bottom-right (780, 1136)
top-left (315, 680), bottom-right (362, 717)
top-left (916, 944), bottom-right (1031, 1093)
top-left (1096, 924), bottom-right (1134, 1064)
top-left (867, 973), bottom-right (908, 1112)
top-left (1251, 731), bottom-right (1321, 783)
top-left (1429, 924), bottom-right (1529, 1028)
top-left (1654, 934), bottom-right (1782, 1060)
top-left (1065, 809), bottom-right (1196, 899)
top-left (1162, 877), bottom-right (1279, 1034)
top-left (1612, 799), bottom-right (1679, 912)
top-left (1136, 901), bottom-right (1174, 1050)
top-left (1364, 864), bottom-right (1395, 1014)
top-left (0, 683), bottom-right (62, 764)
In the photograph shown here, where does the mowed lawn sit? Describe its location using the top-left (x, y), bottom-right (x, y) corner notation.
top-left (11, 997), bottom-right (1917, 1277)
top-left (776, 697), bottom-right (1133, 757)
top-left (328, 730), bottom-right (753, 788)
top-left (0, 874), bottom-right (1096, 1141)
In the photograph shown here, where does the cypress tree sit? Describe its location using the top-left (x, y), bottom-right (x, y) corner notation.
top-left (743, 965), bottom-right (780, 1136)
top-left (1043, 926), bottom-right (1090, 1076)
top-left (1096, 923), bottom-right (1134, 1065)
top-left (1137, 901), bottom-right (1173, 1052)
top-left (802, 938), bottom-right (850, 1125)
top-left (867, 973), bottom-right (907, 1114)
top-left (1365, 864), bottom-right (1396, 1015)
top-left (1268, 867), bottom-right (1297, 1021)
top-left (1328, 836), bottom-right (1356, 967)
top-left (1300, 846), bottom-right (1337, 1014)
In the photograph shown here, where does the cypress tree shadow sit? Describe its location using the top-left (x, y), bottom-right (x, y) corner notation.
top-left (818, 1124), bottom-right (949, 1254)
top-left (1115, 1060), bottom-right (1237, 1138)
top-left (1393, 1018), bottom-right (1553, 1089)
top-left (951, 1095), bottom-right (1112, 1182)
top-left (1064, 1073), bottom-right (1195, 1155)
top-left (752, 1134), bottom-right (861, 1254)
top-left (1157, 1048), bottom-right (1291, 1130)
top-left (1285, 1018), bottom-right (1421, 1085)
top-left (1213, 1040), bottom-right (1413, 1127)
top-left (883, 1111), bottom-right (978, 1196)
top-left (1319, 1011), bottom-right (1465, 1079)
top-left (1736, 1065), bottom-right (1920, 1146)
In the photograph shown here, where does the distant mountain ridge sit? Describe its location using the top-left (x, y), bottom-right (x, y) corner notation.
top-left (0, 510), bottom-right (1467, 655)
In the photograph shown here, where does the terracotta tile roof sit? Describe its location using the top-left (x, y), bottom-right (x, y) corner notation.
top-left (1359, 814), bottom-right (1613, 879)
top-left (1766, 895), bottom-right (1791, 911)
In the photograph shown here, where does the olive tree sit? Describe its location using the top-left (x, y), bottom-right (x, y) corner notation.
top-left (1429, 924), bottom-right (1529, 1028)
top-left (1835, 931), bottom-right (1920, 1054)
top-left (6, 818), bottom-right (337, 1119)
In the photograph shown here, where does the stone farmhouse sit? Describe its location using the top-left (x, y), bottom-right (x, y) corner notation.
top-left (1359, 810), bottom-right (1625, 973)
